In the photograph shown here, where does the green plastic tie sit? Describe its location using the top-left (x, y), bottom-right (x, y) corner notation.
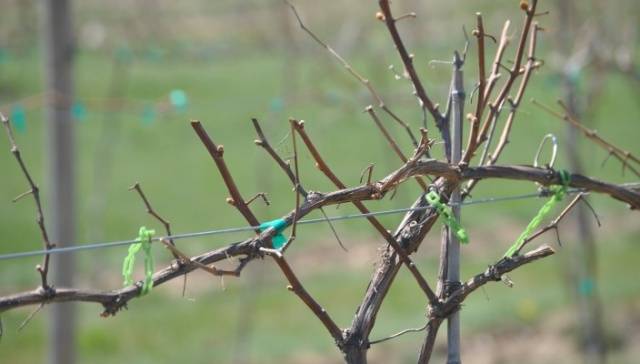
top-left (259, 219), bottom-right (288, 250)
top-left (425, 191), bottom-right (469, 244)
top-left (122, 226), bottom-right (156, 295)
top-left (504, 170), bottom-right (571, 257)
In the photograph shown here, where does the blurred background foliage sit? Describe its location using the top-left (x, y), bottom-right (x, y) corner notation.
top-left (0, 0), bottom-right (638, 363)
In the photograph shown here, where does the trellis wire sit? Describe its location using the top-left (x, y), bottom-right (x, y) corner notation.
top-left (0, 183), bottom-right (638, 261)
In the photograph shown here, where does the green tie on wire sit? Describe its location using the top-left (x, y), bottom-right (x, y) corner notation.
top-left (259, 218), bottom-right (288, 249)
top-left (425, 191), bottom-right (469, 244)
top-left (504, 170), bottom-right (571, 258)
top-left (122, 226), bottom-right (156, 295)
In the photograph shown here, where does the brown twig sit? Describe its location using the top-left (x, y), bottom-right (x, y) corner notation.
top-left (260, 247), bottom-right (343, 344)
top-left (191, 121), bottom-right (261, 228)
top-left (378, 0), bottom-right (446, 143)
top-left (474, 21), bottom-right (510, 140)
top-left (129, 183), bottom-right (176, 248)
top-left (1, 112), bottom-right (54, 290)
top-left (252, 117), bottom-right (307, 197)
top-left (288, 118), bottom-right (302, 243)
top-left (368, 321), bottom-right (428, 345)
top-left (285, 0), bottom-right (419, 147)
top-left (245, 192), bottom-right (271, 207)
top-left (473, 13), bottom-right (488, 118)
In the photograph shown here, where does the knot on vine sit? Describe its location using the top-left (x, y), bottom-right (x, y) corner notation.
top-left (400, 220), bottom-right (420, 245)
top-left (427, 301), bottom-right (447, 320)
top-left (101, 295), bottom-right (128, 317)
top-left (305, 190), bottom-right (324, 205)
top-left (484, 261), bottom-right (506, 281)
top-left (37, 284), bottom-right (56, 300)
top-left (342, 329), bottom-right (367, 351)
top-left (444, 280), bottom-right (462, 297)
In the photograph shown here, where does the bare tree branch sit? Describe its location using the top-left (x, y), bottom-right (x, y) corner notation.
top-left (378, 0), bottom-right (446, 145)
top-left (1, 111), bottom-right (54, 290)
top-left (191, 121), bottom-right (261, 228)
top-left (261, 247), bottom-right (343, 344)
top-left (285, 0), bottom-right (419, 148)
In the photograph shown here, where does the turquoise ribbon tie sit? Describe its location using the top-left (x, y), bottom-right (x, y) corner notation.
top-left (259, 219), bottom-right (288, 249)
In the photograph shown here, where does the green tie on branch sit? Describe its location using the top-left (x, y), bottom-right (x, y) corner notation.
top-left (122, 226), bottom-right (156, 295)
top-left (259, 218), bottom-right (288, 249)
top-left (425, 191), bottom-right (469, 244)
top-left (504, 170), bottom-right (571, 258)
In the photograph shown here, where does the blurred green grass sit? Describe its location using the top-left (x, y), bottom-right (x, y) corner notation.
top-left (0, 14), bottom-right (639, 363)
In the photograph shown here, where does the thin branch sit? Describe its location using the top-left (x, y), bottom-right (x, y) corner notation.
top-left (129, 182), bottom-right (177, 251)
top-left (378, 0), bottom-right (445, 142)
top-left (359, 164), bottom-right (375, 186)
top-left (462, 114), bottom-right (480, 163)
top-left (191, 121), bottom-right (261, 228)
top-left (17, 303), bottom-right (44, 331)
top-left (285, 0), bottom-right (418, 147)
top-left (245, 192), bottom-right (271, 207)
top-left (1, 111), bottom-right (53, 289)
top-left (476, 20), bottom-right (511, 131)
top-left (260, 247), bottom-right (343, 344)
top-left (252, 117), bottom-right (307, 197)
top-left (473, 13), bottom-right (487, 117)
top-left (288, 118), bottom-right (302, 241)
top-left (368, 321), bottom-right (428, 345)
